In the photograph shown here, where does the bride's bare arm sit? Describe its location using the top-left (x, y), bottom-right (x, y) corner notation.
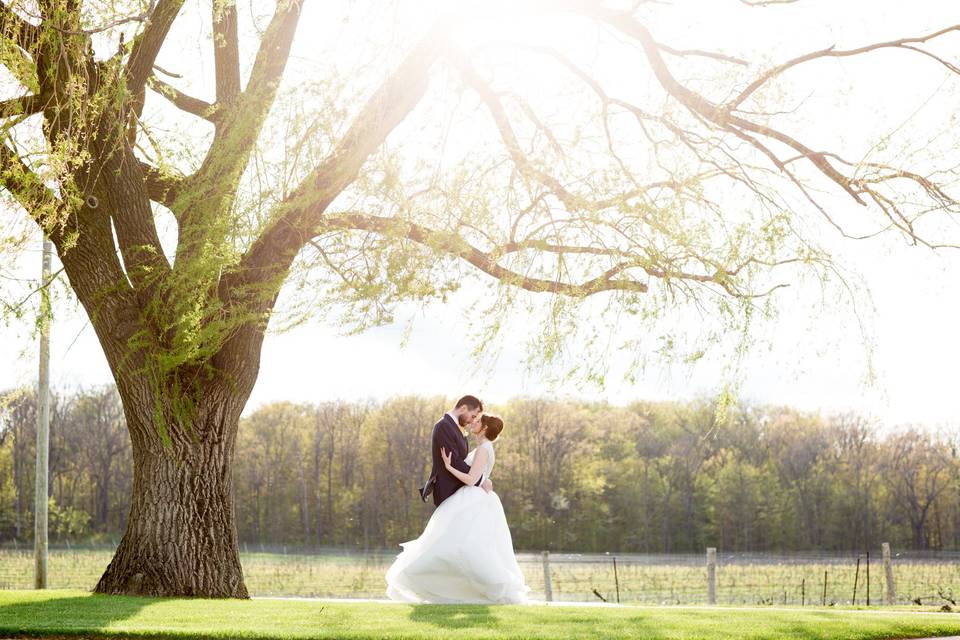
top-left (441, 446), bottom-right (488, 487)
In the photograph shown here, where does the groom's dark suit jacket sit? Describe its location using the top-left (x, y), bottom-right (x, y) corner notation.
top-left (428, 414), bottom-right (481, 506)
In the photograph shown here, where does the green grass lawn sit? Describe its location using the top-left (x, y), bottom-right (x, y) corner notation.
top-left (1, 590), bottom-right (960, 640)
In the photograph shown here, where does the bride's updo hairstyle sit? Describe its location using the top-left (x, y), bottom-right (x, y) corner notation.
top-left (482, 415), bottom-right (504, 441)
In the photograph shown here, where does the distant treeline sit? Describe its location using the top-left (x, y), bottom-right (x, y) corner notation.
top-left (1, 387), bottom-right (958, 552)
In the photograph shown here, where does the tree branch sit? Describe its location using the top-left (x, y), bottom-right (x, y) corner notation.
top-left (316, 212), bottom-right (791, 300)
top-left (147, 76), bottom-right (218, 122)
top-left (453, 45), bottom-right (778, 290)
top-left (212, 21), bottom-right (449, 379)
top-left (455, 49), bottom-right (689, 214)
top-left (228, 22), bottom-right (448, 291)
top-left (213, 0), bottom-right (240, 104)
top-left (178, 0), bottom-right (302, 227)
top-left (139, 159), bottom-right (183, 211)
top-left (125, 0), bottom-right (186, 94)
top-left (725, 24), bottom-right (960, 111)
top-left (594, 10), bottom-right (870, 205)
top-left (490, 236), bottom-right (780, 296)
top-left (655, 42), bottom-right (748, 66)
top-left (207, 0), bottom-right (301, 155)
top-left (320, 212), bottom-right (650, 297)
top-left (78, 134), bottom-right (174, 296)
top-left (452, 51), bottom-right (588, 212)
top-left (2, 139), bottom-right (144, 376)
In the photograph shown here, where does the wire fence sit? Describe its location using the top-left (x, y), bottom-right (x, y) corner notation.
top-left (1, 543), bottom-right (958, 606)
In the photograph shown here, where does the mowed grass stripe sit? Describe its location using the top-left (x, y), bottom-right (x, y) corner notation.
top-left (1, 590), bottom-right (960, 640)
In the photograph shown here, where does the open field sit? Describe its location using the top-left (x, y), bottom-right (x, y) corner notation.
top-left (1, 589), bottom-right (960, 640)
top-left (1, 549), bottom-right (958, 606)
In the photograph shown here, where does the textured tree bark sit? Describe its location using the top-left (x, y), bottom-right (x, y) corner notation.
top-left (94, 393), bottom-right (249, 598)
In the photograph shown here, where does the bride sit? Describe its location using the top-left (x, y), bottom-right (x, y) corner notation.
top-left (385, 414), bottom-right (530, 604)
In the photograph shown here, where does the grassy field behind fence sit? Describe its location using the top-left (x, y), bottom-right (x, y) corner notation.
top-left (1, 548), bottom-right (958, 606)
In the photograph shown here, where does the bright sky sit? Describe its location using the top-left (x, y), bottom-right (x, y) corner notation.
top-left (2, 0), bottom-right (959, 429)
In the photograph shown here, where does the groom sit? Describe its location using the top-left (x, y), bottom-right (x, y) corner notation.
top-left (421, 395), bottom-right (492, 505)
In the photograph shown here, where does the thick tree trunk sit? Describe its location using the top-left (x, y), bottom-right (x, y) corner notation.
top-left (94, 394), bottom-right (248, 598)
top-left (912, 518), bottom-right (927, 550)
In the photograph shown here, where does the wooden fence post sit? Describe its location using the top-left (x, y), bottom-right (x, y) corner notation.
top-left (866, 551), bottom-right (870, 606)
top-left (706, 547), bottom-right (717, 605)
top-left (542, 551), bottom-right (553, 602)
top-left (612, 556), bottom-right (621, 604)
top-left (852, 556), bottom-right (860, 605)
top-left (882, 542), bottom-right (896, 605)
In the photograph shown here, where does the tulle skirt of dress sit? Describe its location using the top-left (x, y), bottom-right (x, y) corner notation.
top-left (385, 486), bottom-right (530, 604)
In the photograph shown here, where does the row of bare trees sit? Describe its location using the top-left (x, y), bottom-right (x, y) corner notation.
top-left (0, 386), bottom-right (130, 541)
top-left (3, 387), bottom-right (957, 552)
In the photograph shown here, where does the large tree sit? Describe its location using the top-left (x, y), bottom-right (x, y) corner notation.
top-left (1, 0), bottom-right (958, 596)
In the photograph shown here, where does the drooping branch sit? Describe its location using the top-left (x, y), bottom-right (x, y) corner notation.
top-left (0, 141), bottom-right (61, 236)
top-left (451, 45), bottom-right (799, 295)
top-left (487, 236), bottom-right (785, 296)
top-left (486, 42), bottom-right (720, 187)
top-left (0, 93), bottom-right (44, 118)
top-left (584, 7), bottom-right (960, 245)
top-left (320, 212), bottom-right (651, 296)
top-left (453, 50), bottom-right (698, 227)
top-left (0, 2), bottom-right (40, 52)
top-left (315, 212), bottom-right (792, 300)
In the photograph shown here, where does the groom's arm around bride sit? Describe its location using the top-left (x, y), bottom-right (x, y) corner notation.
top-left (421, 396), bottom-right (486, 506)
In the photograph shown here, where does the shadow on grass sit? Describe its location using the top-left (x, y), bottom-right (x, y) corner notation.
top-left (0, 593), bottom-right (149, 636)
top-left (408, 604), bottom-right (496, 629)
top-left (408, 604), bottom-right (672, 640)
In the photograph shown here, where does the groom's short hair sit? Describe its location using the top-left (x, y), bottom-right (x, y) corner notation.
top-left (455, 395), bottom-right (483, 412)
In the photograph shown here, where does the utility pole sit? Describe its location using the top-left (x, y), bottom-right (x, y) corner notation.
top-left (34, 236), bottom-right (52, 589)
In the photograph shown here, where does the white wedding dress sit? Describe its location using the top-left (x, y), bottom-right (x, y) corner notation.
top-left (385, 440), bottom-right (530, 604)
